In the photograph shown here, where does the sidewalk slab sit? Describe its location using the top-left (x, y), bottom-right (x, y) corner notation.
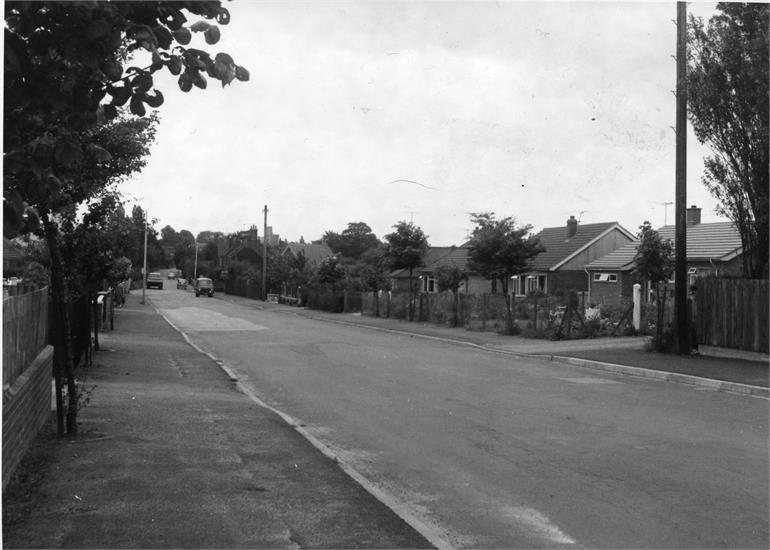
top-left (2, 293), bottom-right (433, 549)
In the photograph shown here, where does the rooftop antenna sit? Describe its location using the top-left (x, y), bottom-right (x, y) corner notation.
top-left (651, 201), bottom-right (674, 225)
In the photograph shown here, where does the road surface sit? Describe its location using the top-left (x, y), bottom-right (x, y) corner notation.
top-left (148, 284), bottom-right (769, 548)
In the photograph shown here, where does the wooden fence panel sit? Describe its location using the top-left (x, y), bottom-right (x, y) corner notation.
top-left (3, 287), bottom-right (49, 389)
top-left (696, 278), bottom-right (768, 354)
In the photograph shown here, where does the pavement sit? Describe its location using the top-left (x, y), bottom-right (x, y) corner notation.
top-left (3, 291), bottom-right (767, 549)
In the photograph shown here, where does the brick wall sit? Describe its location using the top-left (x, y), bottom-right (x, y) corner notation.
top-left (2, 346), bottom-right (54, 491)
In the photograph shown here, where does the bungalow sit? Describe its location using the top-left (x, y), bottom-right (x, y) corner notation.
top-left (415, 244), bottom-right (493, 294)
top-left (515, 216), bottom-right (635, 296)
top-left (390, 246), bottom-right (456, 293)
top-left (281, 242), bottom-right (334, 267)
top-left (585, 206), bottom-right (742, 306)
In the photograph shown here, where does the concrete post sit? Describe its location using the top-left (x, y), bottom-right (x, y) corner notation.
top-left (633, 283), bottom-right (642, 331)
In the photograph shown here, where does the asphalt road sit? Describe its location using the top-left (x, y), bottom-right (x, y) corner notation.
top-left (149, 283), bottom-right (769, 549)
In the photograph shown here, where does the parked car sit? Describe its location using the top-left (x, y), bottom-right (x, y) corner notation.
top-left (176, 278), bottom-right (187, 290)
top-left (195, 277), bottom-right (214, 297)
top-left (146, 272), bottom-right (163, 290)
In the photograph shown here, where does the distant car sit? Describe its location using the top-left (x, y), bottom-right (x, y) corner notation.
top-left (167, 270), bottom-right (177, 279)
top-left (176, 278), bottom-right (187, 290)
top-left (195, 277), bottom-right (214, 297)
top-left (146, 272), bottom-right (163, 290)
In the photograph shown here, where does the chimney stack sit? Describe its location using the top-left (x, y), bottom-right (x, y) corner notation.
top-left (567, 215), bottom-right (578, 238)
top-left (686, 205), bottom-right (701, 226)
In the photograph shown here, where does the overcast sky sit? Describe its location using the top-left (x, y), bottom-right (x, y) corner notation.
top-left (123, 1), bottom-right (725, 246)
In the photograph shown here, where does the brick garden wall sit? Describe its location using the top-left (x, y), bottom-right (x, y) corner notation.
top-left (2, 346), bottom-right (54, 490)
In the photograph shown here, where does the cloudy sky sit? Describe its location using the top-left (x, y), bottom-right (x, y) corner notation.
top-left (123, 1), bottom-right (725, 246)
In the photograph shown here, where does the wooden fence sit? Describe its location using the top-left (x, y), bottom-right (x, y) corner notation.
top-left (3, 287), bottom-right (49, 389)
top-left (696, 278), bottom-right (768, 354)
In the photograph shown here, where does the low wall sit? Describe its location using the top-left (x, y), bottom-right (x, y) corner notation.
top-left (2, 345), bottom-right (54, 491)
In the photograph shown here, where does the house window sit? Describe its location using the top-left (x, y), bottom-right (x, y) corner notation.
top-left (511, 275), bottom-right (526, 296)
top-left (593, 273), bottom-right (618, 283)
top-left (526, 275), bottom-right (546, 293)
top-left (421, 276), bottom-right (436, 293)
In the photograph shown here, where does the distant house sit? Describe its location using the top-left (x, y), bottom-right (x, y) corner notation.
top-left (281, 242), bottom-right (334, 267)
top-left (390, 247), bottom-right (456, 293)
top-left (515, 216), bottom-right (635, 296)
top-left (410, 244), bottom-right (493, 294)
top-left (221, 226), bottom-right (263, 270)
top-left (586, 206), bottom-right (742, 306)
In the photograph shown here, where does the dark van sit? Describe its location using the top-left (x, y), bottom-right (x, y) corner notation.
top-left (195, 277), bottom-right (214, 297)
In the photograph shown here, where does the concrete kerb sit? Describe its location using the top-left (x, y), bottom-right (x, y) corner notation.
top-left (300, 312), bottom-right (770, 399)
top-left (147, 298), bottom-right (455, 550)
top-left (546, 356), bottom-right (769, 398)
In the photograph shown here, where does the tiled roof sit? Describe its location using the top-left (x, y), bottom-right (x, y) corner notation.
top-left (283, 242), bottom-right (334, 265)
top-left (529, 222), bottom-right (630, 271)
top-left (657, 222), bottom-right (742, 260)
top-left (391, 246), bottom-right (456, 278)
top-left (585, 241), bottom-right (640, 271)
top-left (586, 222), bottom-right (742, 270)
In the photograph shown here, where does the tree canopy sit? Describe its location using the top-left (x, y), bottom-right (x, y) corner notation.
top-left (384, 221), bottom-right (429, 274)
top-left (4, 1), bottom-right (248, 235)
top-left (633, 221), bottom-right (674, 286)
top-left (322, 222), bottom-right (380, 260)
top-left (688, 3), bottom-right (769, 278)
top-left (466, 212), bottom-right (544, 293)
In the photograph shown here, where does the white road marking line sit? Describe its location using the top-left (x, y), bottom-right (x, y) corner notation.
top-left (502, 505), bottom-right (577, 545)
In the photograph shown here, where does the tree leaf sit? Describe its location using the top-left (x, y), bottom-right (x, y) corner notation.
top-left (168, 55), bottom-right (183, 75)
top-left (101, 60), bottom-right (123, 82)
top-left (204, 25), bottom-right (220, 45)
top-left (129, 95), bottom-right (146, 117)
top-left (217, 7), bottom-right (231, 25)
top-left (143, 90), bottom-right (164, 108)
top-left (190, 21), bottom-right (210, 33)
top-left (132, 72), bottom-right (153, 92)
top-left (152, 25), bottom-right (173, 50)
top-left (193, 72), bottom-right (207, 89)
top-left (86, 143), bottom-right (113, 163)
top-left (178, 72), bottom-right (193, 92)
top-left (108, 84), bottom-right (131, 106)
top-left (173, 27), bottom-right (191, 45)
top-left (235, 65), bottom-right (250, 82)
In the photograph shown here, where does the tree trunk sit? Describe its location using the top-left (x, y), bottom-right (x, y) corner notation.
top-left (43, 215), bottom-right (79, 436)
top-left (90, 281), bottom-right (100, 352)
top-left (452, 290), bottom-right (459, 328)
top-left (408, 268), bottom-right (414, 321)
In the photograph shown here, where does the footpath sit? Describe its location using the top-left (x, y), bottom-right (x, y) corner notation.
top-left (4, 292), bottom-right (767, 549)
top-left (2, 293), bottom-right (433, 549)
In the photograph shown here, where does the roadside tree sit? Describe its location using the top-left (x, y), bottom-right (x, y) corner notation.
top-left (384, 221), bottom-right (429, 321)
top-left (466, 212), bottom-right (544, 334)
top-left (3, 1), bottom-right (248, 436)
top-left (435, 265), bottom-right (467, 327)
top-left (633, 221), bottom-right (675, 350)
top-left (688, 3), bottom-right (769, 278)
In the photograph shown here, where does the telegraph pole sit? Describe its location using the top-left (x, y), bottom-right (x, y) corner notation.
top-left (262, 205), bottom-right (268, 301)
top-left (193, 237), bottom-right (199, 280)
top-left (674, 1), bottom-right (689, 353)
top-left (141, 210), bottom-right (148, 305)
